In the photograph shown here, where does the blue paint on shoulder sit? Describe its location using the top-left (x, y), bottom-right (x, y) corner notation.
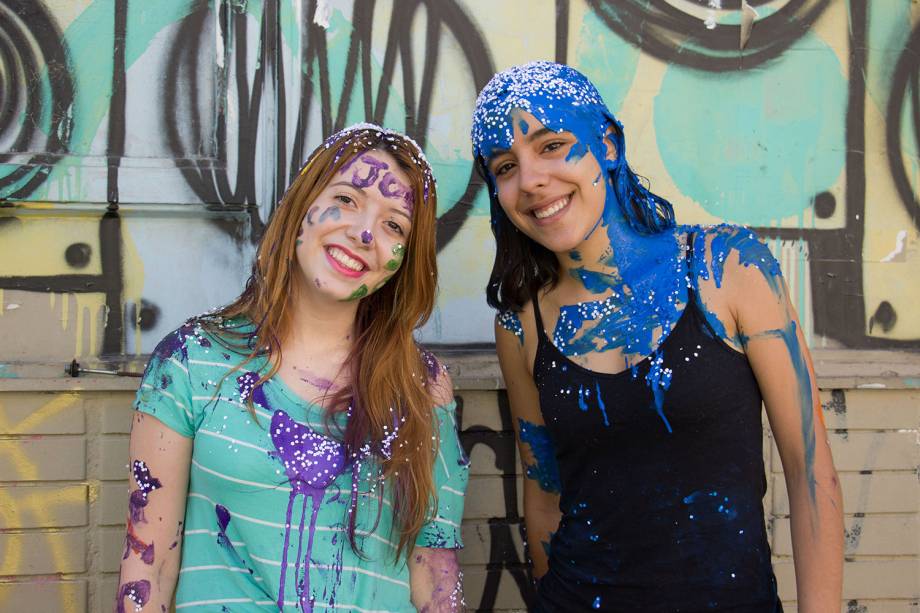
top-left (497, 310), bottom-right (524, 345)
top-left (518, 418), bottom-right (562, 494)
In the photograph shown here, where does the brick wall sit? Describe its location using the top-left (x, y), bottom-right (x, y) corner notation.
top-left (0, 352), bottom-right (918, 612)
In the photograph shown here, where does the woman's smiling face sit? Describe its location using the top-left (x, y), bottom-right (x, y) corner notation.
top-left (486, 110), bottom-right (611, 255)
top-left (295, 149), bottom-right (414, 302)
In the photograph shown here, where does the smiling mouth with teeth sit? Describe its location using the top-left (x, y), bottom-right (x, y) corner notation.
top-left (326, 246), bottom-right (366, 272)
top-left (533, 194), bottom-right (571, 219)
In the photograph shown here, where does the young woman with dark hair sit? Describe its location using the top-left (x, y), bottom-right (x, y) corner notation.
top-left (115, 125), bottom-right (468, 612)
top-left (472, 61), bottom-right (842, 612)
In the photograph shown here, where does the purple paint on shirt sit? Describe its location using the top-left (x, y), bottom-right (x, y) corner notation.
top-left (378, 172), bottom-right (415, 213)
top-left (215, 504), bottom-right (254, 575)
top-left (237, 371), bottom-right (268, 408)
top-left (269, 409), bottom-right (347, 612)
top-left (348, 154), bottom-right (389, 188)
top-left (116, 579), bottom-right (150, 613)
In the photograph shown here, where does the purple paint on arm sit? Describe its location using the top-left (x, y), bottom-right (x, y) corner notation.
top-left (116, 579), bottom-right (151, 613)
top-left (415, 549), bottom-right (465, 612)
top-left (378, 172), bottom-right (415, 213)
top-left (349, 154), bottom-right (389, 188)
top-left (269, 410), bottom-right (347, 612)
top-left (129, 461), bottom-right (163, 523)
top-left (123, 522), bottom-right (155, 565)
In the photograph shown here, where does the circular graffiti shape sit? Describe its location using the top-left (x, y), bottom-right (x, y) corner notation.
top-left (585, 0), bottom-right (830, 72)
top-left (887, 23), bottom-right (920, 232)
top-left (0, 0), bottom-right (73, 198)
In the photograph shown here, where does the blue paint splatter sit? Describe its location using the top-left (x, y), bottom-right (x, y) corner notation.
top-left (497, 310), bottom-right (524, 345)
top-left (318, 205), bottom-right (341, 223)
top-left (594, 381), bottom-right (609, 427)
top-left (518, 418), bottom-right (561, 494)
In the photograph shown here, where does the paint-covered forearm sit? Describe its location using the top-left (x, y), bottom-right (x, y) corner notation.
top-left (409, 547), bottom-right (465, 612)
top-left (116, 412), bottom-right (192, 613)
top-left (517, 418), bottom-right (561, 494)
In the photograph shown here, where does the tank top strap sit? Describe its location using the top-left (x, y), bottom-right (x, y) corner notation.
top-left (531, 287), bottom-right (549, 345)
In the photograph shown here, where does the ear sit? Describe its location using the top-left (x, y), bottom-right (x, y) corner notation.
top-left (602, 124), bottom-right (618, 162)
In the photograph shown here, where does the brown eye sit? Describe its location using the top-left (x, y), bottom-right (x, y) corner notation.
top-left (494, 161), bottom-right (515, 177)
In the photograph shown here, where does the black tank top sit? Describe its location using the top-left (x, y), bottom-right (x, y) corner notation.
top-left (532, 238), bottom-right (780, 612)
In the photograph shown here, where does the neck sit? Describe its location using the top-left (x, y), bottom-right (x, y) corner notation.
top-left (284, 278), bottom-right (358, 355)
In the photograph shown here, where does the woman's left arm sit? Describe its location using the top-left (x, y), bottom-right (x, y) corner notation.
top-left (409, 547), bottom-right (464, 612)
top-left (721, 231), bottom-right (843, 611)
top-left (409, 358), bottom-right (469, 612)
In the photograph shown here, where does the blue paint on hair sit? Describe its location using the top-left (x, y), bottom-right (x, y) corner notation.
top-left (518, 418), bottom-right (562, 494)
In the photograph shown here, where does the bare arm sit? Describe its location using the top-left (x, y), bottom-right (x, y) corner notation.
top-left (495, 316), bottom-right (561, 579)
top-left (718, 232), bottom-right (843, 611)
top-left (409, 547), bottom-right (464, 612)
top-left (115, 412), bottom-right (192, 613)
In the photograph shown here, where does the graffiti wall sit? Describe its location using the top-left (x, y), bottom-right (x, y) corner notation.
top-left (0, 0), bottom-right (918, 359)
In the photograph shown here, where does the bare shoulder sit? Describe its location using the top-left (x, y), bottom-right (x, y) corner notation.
top-left (420, 349), bottom-right (455, 407)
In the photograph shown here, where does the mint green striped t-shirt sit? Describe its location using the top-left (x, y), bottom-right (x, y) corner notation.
top-left (133, 320), bottom-right (469, 612)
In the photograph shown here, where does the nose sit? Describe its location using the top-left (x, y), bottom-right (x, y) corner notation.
top-left (518, 156), bottom-right (548, 195)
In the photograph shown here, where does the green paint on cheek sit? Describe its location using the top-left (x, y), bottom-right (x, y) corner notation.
top-left (346, 284), bottom-right (368, 301)
top-left (385, 243), bottom-right (405, 271)
top-left (295, 239), bottom-right (302, 246)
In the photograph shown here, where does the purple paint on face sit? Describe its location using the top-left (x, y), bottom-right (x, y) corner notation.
top-left (116, 580), bottom-right (151, 613)
top-left (378, 172), bottom-right (415, 213)
top-left (306, 207), bottom-right (318, 226)
top-left (237, 371), bottom-right (268, 408)
top-left (269, 409), bottom-right (347, 612)
top-left (360, 230), bottom-right (373, 244)
top-left (348, 154), bottom-right (389, 188)
top-left (129, 460), bottom-right (163, 523)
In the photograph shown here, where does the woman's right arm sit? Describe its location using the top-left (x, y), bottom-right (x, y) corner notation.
top-left (115, 411), bottom-right (192, 613)
top-left (495, 316), bottom-right (561, 580)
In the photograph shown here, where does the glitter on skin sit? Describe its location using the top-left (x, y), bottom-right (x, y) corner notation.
top-left (384, 243), bottom-right (405, 272)
top-left (129, 460), bottom-right (163, 524)
top-left (116, 580), bottom-right (151, 613)
top-left (497, 310), bottom-right (524, 345)
top-left (518, 418), bottom-right (562, 494)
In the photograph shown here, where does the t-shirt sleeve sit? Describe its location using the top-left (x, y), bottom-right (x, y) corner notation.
top-left (133, 328), bottom-right (198, 438)
top-left (416, 400), bottom-right (470, 549)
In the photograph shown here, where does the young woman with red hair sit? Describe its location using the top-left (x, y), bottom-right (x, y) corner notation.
top-left (115, 125), bottom-right (468, 612)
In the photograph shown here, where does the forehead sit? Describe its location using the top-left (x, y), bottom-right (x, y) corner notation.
top-left (339, 149), bottom-right (412, 184)
top-left (471, 61), bottom-right (609, 160)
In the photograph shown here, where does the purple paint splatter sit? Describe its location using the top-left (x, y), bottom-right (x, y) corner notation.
top-left (379, 172), bottom-right (415, 213)
top-left (348, 154), bottom-right (389, 188)
top-left (129, 460), bottom-right (162, 524)
top-left (270, 409), bottom-right (347, 612)
top-left (215, 504), bottom-right (254, 575)
top-left (116, 580), bottom-right (150, 613)
top-left (360, 229), bottom-right (374, 244)
top-left (237, 371), bottom-right (268, 408)
top-left (123, 522), bottom-right (155, 565)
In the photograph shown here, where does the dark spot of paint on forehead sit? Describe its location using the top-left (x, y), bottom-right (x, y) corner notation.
top-left (349, 154), bottom-right (389, 189)
top-left (518, 118), bottom-right (529, 135)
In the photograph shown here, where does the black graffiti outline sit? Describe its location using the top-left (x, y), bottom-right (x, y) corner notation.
top-left (584, 0), bottom-right (830, 72)
top-left (886, 20), bottom-right (920, 232)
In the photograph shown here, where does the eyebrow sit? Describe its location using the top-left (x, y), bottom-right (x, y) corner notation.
top-left (391, 208), bottom-right (412, 222)
top-left (487, 127), bottom-right (559, 160)
top-left (328, 181), bottom-right (365, 192)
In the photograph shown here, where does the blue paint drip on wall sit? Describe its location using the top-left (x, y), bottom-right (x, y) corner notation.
top-left (518, 418), bottom-right (562, 494)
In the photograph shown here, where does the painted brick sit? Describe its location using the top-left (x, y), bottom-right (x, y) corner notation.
top-left (0, 530), bottom-right (86, 574)
top-left (773, 472), bottom-right (920, 515)
top-left (0, 392), bottom-right (85, 434)
top-left (773, 514), bottom-right (919, 556)
top-left (820, 389), bottom-right (920, 431)
top-left (0, 580), bottom-right (86, 613)
top-left (772, 431), bottom-right (919, 473)
top-left (100, 526), bottom-right (125, 573)
top-left (99, 435), bottom-right (130, 481)
top-left (94, 392), bottom-right (137, 434)
top-left (0, 485), bottom-right (88, 528)
top-left (464, 476), bottom-right (522, 519)
top-left (0, 437), bottom-right (85, 481)
top-left (774, 559), bottom-right (920, 600)
top-left (458, 391), bottom-right (506, 431)
top-left (463, 567), bottom-right (534, 611)
top-left (99, 481), bottom-right (129, 526)
top-left (460, 520), bottom-right (526, 568)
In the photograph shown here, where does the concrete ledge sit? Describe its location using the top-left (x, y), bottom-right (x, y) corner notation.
top-left (1, 348), bottom-right (919, 392)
